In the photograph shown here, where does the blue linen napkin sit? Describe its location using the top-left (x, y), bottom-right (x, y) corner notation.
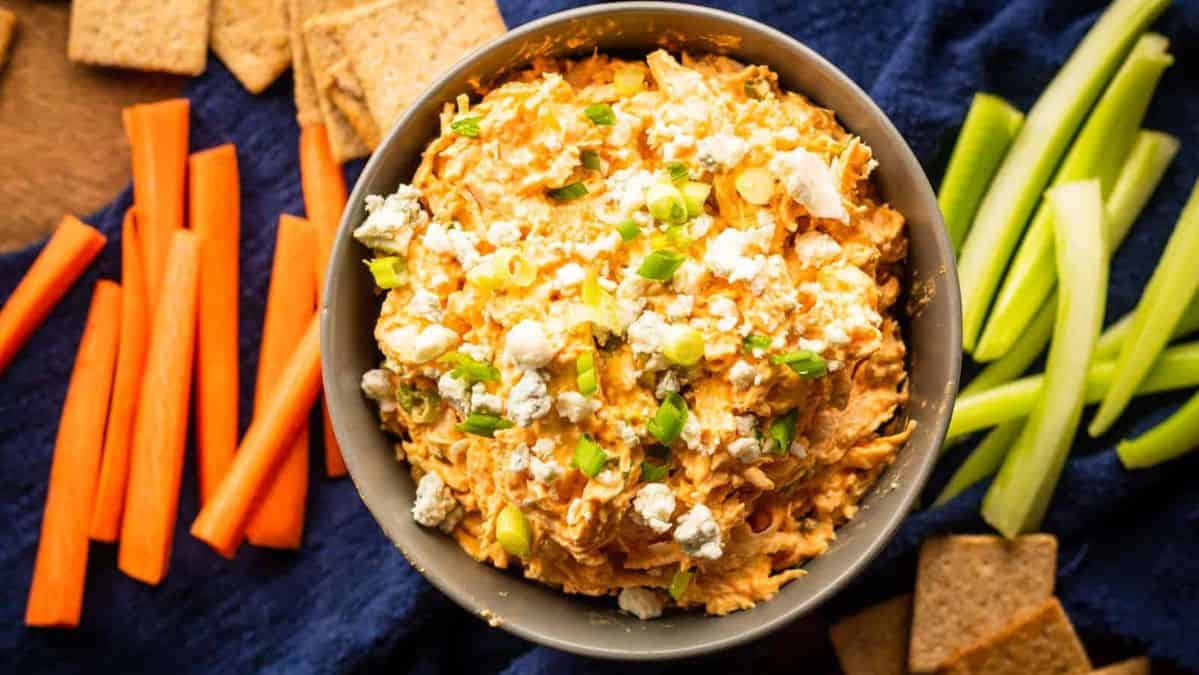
top-left (2, 1), bottom-right (1198, 672)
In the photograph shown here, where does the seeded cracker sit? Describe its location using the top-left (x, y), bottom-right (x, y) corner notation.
top-left (939, 598), bottom-right (1091, 675)
top-left (1092, 657), bottom-right (1151, 675)
top-left (0, 7), bottom-right (15, 72)
top-left (302, 8), bottom-right (378, 160)
top-left (212, 0), bottom-right (291, 93)
top-left (909, 534), bottom-right (1057, 672)
top-left (830, 594), bottom-right (912, 675)
top-left (68, 0), bottom-right (209, 76)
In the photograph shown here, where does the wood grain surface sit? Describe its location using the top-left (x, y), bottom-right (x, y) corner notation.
top-left (0, 0), bottom-right (184, 252)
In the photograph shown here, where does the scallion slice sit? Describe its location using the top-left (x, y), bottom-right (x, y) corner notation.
top-left (584, 103), bottom-right (615, 125)
top-left (768, 410), bottom-right (797, 455)
top-left (548, 182), bottom-right (588, 201)
top-left (742, 334), bottom-right (772, 353)
top-left (576, 350), bottom-right (598, 396)
top-left (934, 420), bottom-right (1023, 506)
top-left (581, 149), bottom-right (603, 171)
top-left (572, 434), bottom-right (608, 477)
top-left (455, 413), bottom-right (514, 438)
top-left (666, 161), bottom-right (690, 184)
top-left (637, 249), bottom-right (686, 281)
top-left (682, 181), bottom-right (712, 218)
top-left (450, 116), bottom-right (481, 137)
top-left (639, 459), bottom-right (669, 483)
top-left (668, 568), bottom-right (693, 600)
top-left (647, 392), bottom-right (688, 444)
top-left (771, 350), bottom-right (827, 378)
top-left (646, 183), bottom-right (688, 225)
top-left (364, 256), bottom-right (407, 289)
top-left (396, 385), bottom-right (441, 424)
top-left (441, 352), bottom-right (500, 386)
top-left (663, 324), bottom-right (704, 366)
top-left (616, 219), bottom-right (641, 242)
top-left (496, 504), bottom-right (532, 557)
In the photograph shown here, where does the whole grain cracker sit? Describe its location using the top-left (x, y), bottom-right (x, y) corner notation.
top-left (289, 0), bottom-right (365, 126)
top-left (910, 534), bottom-right (1057, 673)
top-left (211, 0), bottom-right (291, 93)
top-left (938, 598), bottom-right (1091, 675)
top-left (68, 0), bottom-right (209, 76)
top-left (335, 0), bottom-right (506, 136)
top-left (0, 7), bottom-right (16, 72)
top-left (1092, 657), bottom-right (1151, 675)
top-left (302, 11), bottom-right (376, 160)
top-left (830, 594), bottom-right (913, 675)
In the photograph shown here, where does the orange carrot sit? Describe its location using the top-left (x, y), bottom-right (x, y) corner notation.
top-left (245, 216), bottom-right (317, 548)
top-left (190, 144), bottom-right (241, 505)
top-left (89, 210), bottom-right (149, 542)
top-left (117, 231), bottom-right (199, 585)
top-left (26, 281), bottom-right (122, 628)
top-left (124, 99), bottom-right (189, 317)
top-left (191, 313), bottom-right (322, 558)
top-left (322, 405), bottom-right (347, 477)
top-left (0, 216), bottom-right (106, 377)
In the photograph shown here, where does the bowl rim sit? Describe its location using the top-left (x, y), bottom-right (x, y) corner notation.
top-left (323, 0), bottom-right (961, 660)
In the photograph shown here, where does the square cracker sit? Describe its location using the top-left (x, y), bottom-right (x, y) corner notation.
top-left (939, 598), bottom-right (1091, 675)
top-left (0, 7), bottom-right (15, 71)
top-left (302, 10), bottom-right (377, 160)
top-left (335, 0), bottom-right (506, 135)
top-left (68, 0), bottom-right (209, 76)
top-left (910, 534), bottom-right (1057, 673)
top-left (830, 594), bottom-right (913, 675)
top-left (211, 0), bottom-right (291, 93)
top-left (1093, 657), bottom-right (1151, 675)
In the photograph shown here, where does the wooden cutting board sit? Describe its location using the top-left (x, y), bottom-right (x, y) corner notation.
top-left (0, 0), bottom-right (184, 252)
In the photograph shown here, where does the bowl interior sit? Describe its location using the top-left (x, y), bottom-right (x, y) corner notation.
top-left (322, 2), bottom-right (960, 660)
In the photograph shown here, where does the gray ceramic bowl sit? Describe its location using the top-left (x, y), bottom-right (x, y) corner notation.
top-left (322, 1), bottom-right (961, 660)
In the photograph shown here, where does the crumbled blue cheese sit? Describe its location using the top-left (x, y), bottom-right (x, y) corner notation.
top-left (708, 295), bottom-right (739, 332)
top-left (575, 232), bottom-right (622, 259)
top-left (727, 437), bottom-right (762, 464)
top-left (615, 420), bottom-right (641, 446)
top-left (665, 294), bottom-right (694, 321)
top-left (412, 472), bottom-right (460, 532)
top-left (554, 263), bottom-right (585, 289)
top-left (674, 504), bottom-right (723, 560)
top-left (437, 372), bottom-right (470, 414)
top-left (633, 483), bottom-right (676, 534)
top-left (655, 370), bottom-right (681, 400)
top-left (355, 185), bottom-right (428, 255)
top-left (671, 259), bottom-right (707, 294)
top-left (470, 383), bottom-right (503, 415)
top-left (459, 342), bottom-right (492, 362)
top-left (486, 220), bottom-right (522, 247)
top-left (383, 324), bottom-right (459, 363)
top-left (702, 224), bottom-right (773, 288)
top-left (696, 133), bottom-right (748, 172)
top-left (728, 360), bottom-right (762, 389)
top-left (769, 149), bottom-right (849, 223)
top-left (618, 588), bottom-right (664, 621)
top-left (626, 311), bottom-right (669, 358)
top-left (794, 231), bottom-right (843, 266)
top-left (406, 287), bottom-right (443, 323)
top-left (599, 168), bottom-right (656, 220)
top-left (504, 320), bottom-right (558, 370)
top-left (446, 228), bottom-right (482, 269)
top-left (360, 369), bottom-right (393, 401)
top-left (505, 444), bottom-right (530, 473)
top-left (422, 221), bottom-right (453, 254)
top-left (507, 370), bottom-right (552, 427)
top-left (556, 391), bottom-right (600, 422)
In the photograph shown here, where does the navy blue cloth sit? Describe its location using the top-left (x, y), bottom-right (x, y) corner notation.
top-left (3, 1), bottom-right (1198, 672)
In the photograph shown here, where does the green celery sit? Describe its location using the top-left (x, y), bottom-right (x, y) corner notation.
top-left (1118, 391), bottom-right (1199, 468)
top-left (955, 0), bottom-right (1169, 352)
top-left (973, 35), bottom-right (1172, 361)
top-left (1090, 179), bottom-right (1199, 436)
top-left (934, 420), bottom-right (1024, 506)
top-left (1095, 292), bottom-right (1199, 360)
top-left (961, 301), bottom-right (1056, 397)
top-left (982, 180), bottom-right (1108, 537)
top-left (938, 94), bottom-right (1024, 254)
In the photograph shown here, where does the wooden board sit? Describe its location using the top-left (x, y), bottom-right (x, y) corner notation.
top-left (0, 0), bottom-right (184, 252)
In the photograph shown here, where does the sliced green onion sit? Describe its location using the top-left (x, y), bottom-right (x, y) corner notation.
top-left (982, 179), bottom-right (1108, 538)
top-left (396, 385), bottom-right (441, 424)
top-left (647, 392), bottom-right (688, 444)
top-left (955, 0), bottom-right (1170, 352)
top-left (668, 568), bottom-right (693, 600)
top-left (450, 116), bottom-right (481, 137)
top-left (496, 504), bottom-right (532, 557)
top-left (637, 249), bottom-right (686, 281)
top-left (650, 224), bottom-right (691, 251)
top-left (663, 324), bottom-right (704, 366)
top-left (666, 161), bottom-right (690, 184)
top-left (768, 410), bottom-right (797, 455)
top-left (973, 35), bottom-right (1173, 361)
top-left (934, 420), bottom-right (1023, 506)
top-left (640, 459), bottom-right (669, 483)
top-left (441, 352), bottom-right (500, 386)
top-left (682, 181), bottom-right (711, 218)
top-left (455, 413), bottom-right (514, 438)
top-left (771, 350), bottom-right (827, 378)
top-left (616, 219), bottom-right (641, 242)
top-left (364, 256), bottom-right (408, 289)
top-left (584, 103), bottom-right (615, 125)
top-left (742, 335), bottom-right (772, 353)
top-left (576, 350), bottom-right (598, 396)
top-left (572, 434), bottom-right (608, 477)
top-left (581, 149), bottom-right (602, 171)
top-left (1091, 179), bottom-right (1199, 436)
top-left (548, 182), bottom-right (588, 201)
top-left (646, 183), bottom-right (688, 225)
top-left (1118, 390), bottom-right (1199, 468)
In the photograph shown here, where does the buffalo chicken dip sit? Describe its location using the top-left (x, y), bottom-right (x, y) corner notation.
top-left (355, 50), bottom-right (913, 619)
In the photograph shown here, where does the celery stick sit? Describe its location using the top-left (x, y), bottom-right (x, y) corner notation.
top-left (934, 420), bottom-right (1023, 506)
top-left (982, 180), bottom-right (1108, 537)
top-left (938, 94), bottom-right (1024, 254)
top-left (956, 0), bottom-right (1169, 352)
top-left (948, 342), bottom-right (1199, 439)
top-left (1104, 130), bottom-right (1180, 246)
top-left (1095, 292), bottom-right (1199, 360)
top-left (962, 300), bottom-right (1056, 397)
top-left (973, 35), bottom-right (1173, 361)
top-left (1090, 179), bottom-right (1199, 436)
top-left (1118, 391), bottom-right (1199, 468)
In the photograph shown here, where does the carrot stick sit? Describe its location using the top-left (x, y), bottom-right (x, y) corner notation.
top-left (124, 99), bottom-right (189, 318)
top-left (26, 281), bottom-right (122, 628)
top-left (191, 314), bottom-right (322, 558)
top-left (0, 215), bottom-right (106, 378)
top-left (245, 216), bottom-right (317, 548)
top-left (299, 124), bottom-right (349, 476)
top-left (117, 231), bottom-right (199, 585)
top-left (190, 144), bottom-right (241, 505)
top-left (89, 210), bottom-right (149, 542)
